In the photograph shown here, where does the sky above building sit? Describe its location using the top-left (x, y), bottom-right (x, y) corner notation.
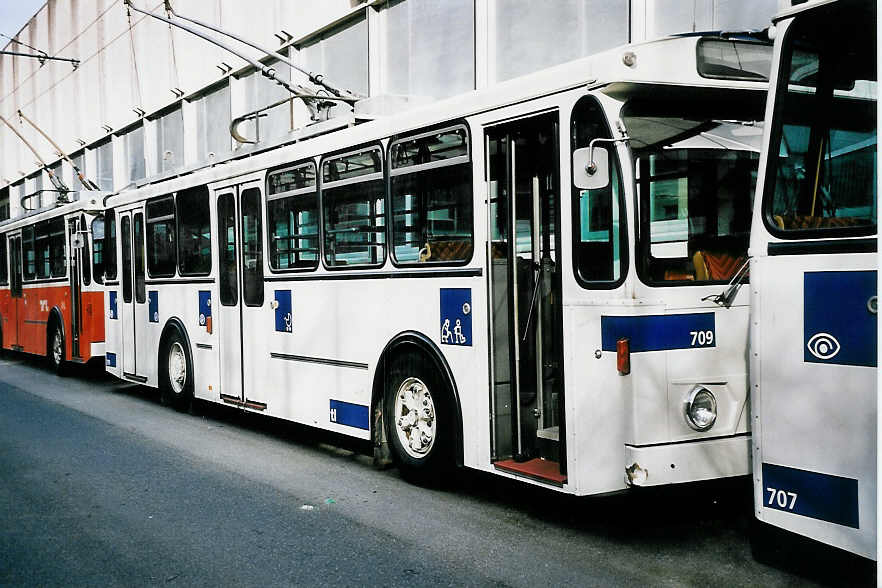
top-left (0, 0), bottom-right (45, 40)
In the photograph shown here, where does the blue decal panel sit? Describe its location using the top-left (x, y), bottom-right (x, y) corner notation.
top-left (440, 288), bottom-right (472, 346)
top-left (329, 400), bottom-right (369, 430)
top-left (275, 290), bottom-right (293, 333)
top-left (762, 463), bottom-right (859, 528)
top-left (148, 291), bottom-right (158, 323)
top-left (601, 313), bottom-right (716, 352)
top-left (108, 291), bottom-right (118, 320)
top-left (804, 271), bottom-right (877, 367)
top-left (106, 352), bottom-right (117, 368)
top-left (198, 291), bottom-right (212, 330)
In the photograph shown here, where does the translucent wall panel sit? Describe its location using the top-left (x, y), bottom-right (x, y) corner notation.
top-left (29, 173), bottom-right (43, 209)
top-left (494, 0), bottom-right (629, 82)
top-left (713, 0), bottom-right (780, 31)
top-left (126, 124), bottom-right (146, 183)
top-left (72, 152), bottom-right (86, 191)
top-left (647, 0), bottom-right (780, 38)
top-left (650, 0), bottom-right (711, 37)
top-left (382, 0), bottom-right (474, 99)
top-left (96, 140), bottom-right (113, 191)
top-left (299, 16), bottom-right (368, 97)
top-left (156, 107), bottom-right (184, 174)
top-left (0, 187), bottom-right (9, 221)
top-left (197, 83), bottom-right (232, 161)
top-left (244, 60), bottom-right (291, 143)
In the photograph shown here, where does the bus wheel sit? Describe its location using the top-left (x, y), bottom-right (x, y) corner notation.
top-left (384, 352), bottom-right (452, 484)
top-left (161, 330), bottom-right (193, 411)
top-left (49, 323), bottom-right (67, 376)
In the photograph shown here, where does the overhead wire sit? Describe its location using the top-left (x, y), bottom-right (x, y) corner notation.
top-left (126, 1), bottom-right (144, 107)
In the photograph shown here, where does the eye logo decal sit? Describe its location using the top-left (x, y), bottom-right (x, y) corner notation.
top-left (807, 332), bottom-right (841, 360)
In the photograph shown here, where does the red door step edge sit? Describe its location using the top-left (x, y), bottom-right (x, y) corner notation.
top-left (494, 458), bottom-right (567, 486)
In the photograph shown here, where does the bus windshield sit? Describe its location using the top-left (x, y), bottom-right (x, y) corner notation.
top-left (624, 95), bottom-right (764, 284)
top-left (765, 5), bottom-right (877, 235)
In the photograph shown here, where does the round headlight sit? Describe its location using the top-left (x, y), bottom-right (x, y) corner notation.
top-left (684, 386), bottom-right (717, 431)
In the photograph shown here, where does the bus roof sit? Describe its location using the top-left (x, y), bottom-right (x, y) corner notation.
top-left (0, 193), bottom-right (107, 232)
top-left (104, 34), bottom-right (769, 209)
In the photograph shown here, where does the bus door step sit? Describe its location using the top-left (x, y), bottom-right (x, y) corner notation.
top-left (220, 394), bottom-right (267, 411)
top-left (494, 458), bottom-right (567, 486)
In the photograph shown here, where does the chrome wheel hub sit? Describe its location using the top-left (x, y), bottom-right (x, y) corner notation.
top-left (393, 377), bottom-right (436, 459)
top-left (168, 342), bottom-right (187, 395)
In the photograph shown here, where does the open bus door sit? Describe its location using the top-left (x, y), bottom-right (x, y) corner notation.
top-left (486, 111), bottom-right (566, 485)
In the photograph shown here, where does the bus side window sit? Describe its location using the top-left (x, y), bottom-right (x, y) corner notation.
top-left (91, 216), bottom-right (104, 284)
top-left (50, 218), bottom-right (66, 279)
top-left (322, 147), bottom-right (385, 268)
top-left (133, 213), bottom-right (146, 303)
top-left (389, 125), bottom-right (473, 264)
top-left (217, 193), bottom-right (238, 306)
top-left (176, 186), bottom-right (212, 276)
top-left (121, 216), bottom-right (133, 303)
top-left (571, 96), bottom-right (625, 286)
top-left (241, 187), bottom-right (264, 306)
top-left (35, 221), bottom-right (50, 279)
top-left (104, 210), bottom-right (117, 282)
top-left (146, 195), bottom-right (177, 278)
top-left (267, 162), bottom-right (318, 271)
top-left (0, 235), bottom-right (7, 286)
top-left (22, 226), bottom-right (35, 280)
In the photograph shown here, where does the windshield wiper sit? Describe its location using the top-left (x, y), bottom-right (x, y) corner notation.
top-left (702, 257), bottom-right (750, 308)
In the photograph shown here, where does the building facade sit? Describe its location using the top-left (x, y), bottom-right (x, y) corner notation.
top-left (0, 0), bottom-right (783, 219)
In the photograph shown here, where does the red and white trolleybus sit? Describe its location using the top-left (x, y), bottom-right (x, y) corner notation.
top-left (0, 192), bottom-right (108, 373)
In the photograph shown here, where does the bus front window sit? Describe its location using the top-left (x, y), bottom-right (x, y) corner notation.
top-left (766, 8), bottom-right (877, 235)
top-left (624, 96), bottom-right (764, 284)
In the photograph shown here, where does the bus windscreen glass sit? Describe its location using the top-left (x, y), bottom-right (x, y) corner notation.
top-left (765, 7), bottom-right (877, 235)
top-left (624, 93), bottom-right (764, 284)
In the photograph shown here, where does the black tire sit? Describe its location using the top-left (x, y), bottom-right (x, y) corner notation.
top-left (384, 351), bottom-right (454, 485)
top-left (160, 329), bottom-right (193, 412)
top-left (48, 322), bottom-right (67, 376)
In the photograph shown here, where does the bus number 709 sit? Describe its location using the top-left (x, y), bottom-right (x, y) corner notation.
top-left (690, 330), bottom-right (714, 346)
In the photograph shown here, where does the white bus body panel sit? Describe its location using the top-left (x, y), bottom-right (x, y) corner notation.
top-left (751, 252), bottom-right (877, 559)
top-left (748, 1), bottom-right (877, 560)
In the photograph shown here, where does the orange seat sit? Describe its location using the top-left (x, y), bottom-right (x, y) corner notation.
top-left (693, 251), bottom-right (745, 281)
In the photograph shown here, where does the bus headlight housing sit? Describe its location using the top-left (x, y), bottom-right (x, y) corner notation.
top-left (684, 386), bottom-right (717, 431)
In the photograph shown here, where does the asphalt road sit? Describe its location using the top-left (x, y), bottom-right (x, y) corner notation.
top-left (0, 355), bottom-right (866, 586)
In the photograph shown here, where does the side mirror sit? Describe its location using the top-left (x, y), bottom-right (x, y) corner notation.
top-left (573, 146), bottom-right (610, 190)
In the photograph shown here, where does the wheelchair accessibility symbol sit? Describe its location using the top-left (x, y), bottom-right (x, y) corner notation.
top-left (440, 288), bottom-right (471, 347)
top-left (441, 318), bottom-right (467, 345)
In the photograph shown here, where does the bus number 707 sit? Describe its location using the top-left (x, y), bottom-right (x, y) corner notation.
top-left (766, 487), bottom-right (798, 510)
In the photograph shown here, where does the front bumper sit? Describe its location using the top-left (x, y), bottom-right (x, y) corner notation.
top-left (624, 434), bottom-right (750, 486)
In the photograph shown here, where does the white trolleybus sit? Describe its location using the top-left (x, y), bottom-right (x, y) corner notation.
top-left (103, 33), bottom-right (770, 493)
top-left (749, 0), bottom-right (877, 561)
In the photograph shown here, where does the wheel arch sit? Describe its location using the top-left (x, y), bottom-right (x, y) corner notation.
top-left (371, 330), bottom-right (464, 467)
top-left (158, 316), bottom-right (193, 373)
top-left (47, 306), bottom-right (65, 359)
